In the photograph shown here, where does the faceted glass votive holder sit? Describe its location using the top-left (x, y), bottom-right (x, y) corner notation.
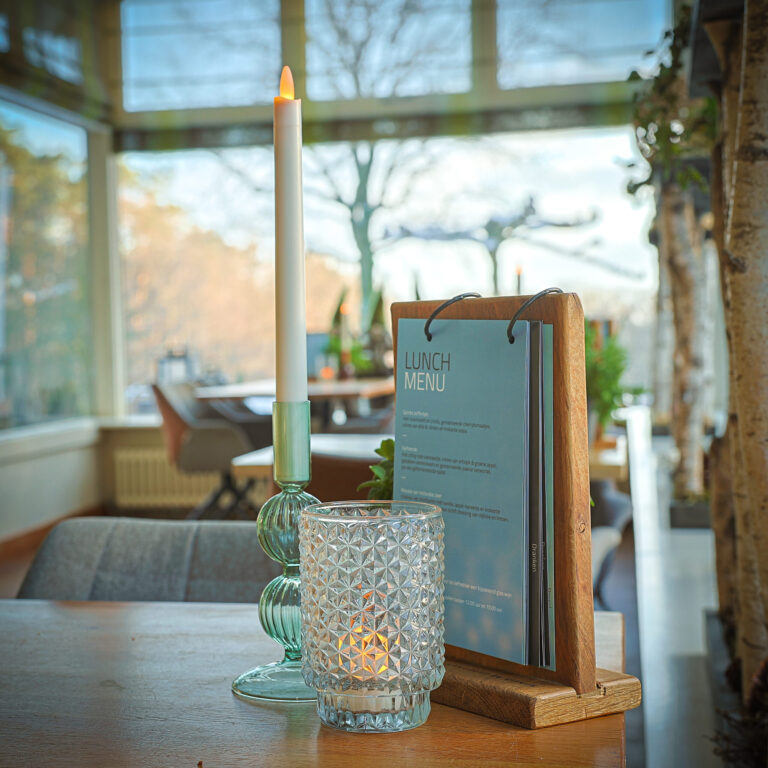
top-left (299, 501), bottom-right (445, 733)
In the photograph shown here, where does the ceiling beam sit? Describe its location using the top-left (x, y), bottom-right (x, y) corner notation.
top-left (115, 80), bottom-right (640, 152)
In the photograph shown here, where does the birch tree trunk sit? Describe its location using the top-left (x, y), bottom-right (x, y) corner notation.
top-left (709, 10), bottom-right (768, 699)
top-left (708, 139), bottom-right (738, 647)
top-left (727, 0), bottom-right (768, 697)
top-left (658, 183), bottom-right (707, 498)
top-left (653, 238), bottom-right (675, 424)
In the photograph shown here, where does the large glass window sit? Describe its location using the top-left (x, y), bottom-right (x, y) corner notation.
top-left (119, 147), bottom-right (362, 412)
top-left (120, 0), bottom-right (281, 112)
top-left (305, 0), bottom-right (472, 101)
top-left (119, 126), bottom-right (655, 413)
top-left (0, 101), bottom-right (92, 429)
top-left (497, 0), bottom-right (668, 89)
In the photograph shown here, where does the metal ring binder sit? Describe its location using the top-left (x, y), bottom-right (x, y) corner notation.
top-left (507, 288), bottom-right (564, 343)
top-left (423, 288), bottom-right (565, 344)
top-left (424, 292), bottom-right (481, 341)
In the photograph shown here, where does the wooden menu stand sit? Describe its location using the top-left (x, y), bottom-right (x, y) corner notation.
top-left (391, 293), bottom-right (641, 729)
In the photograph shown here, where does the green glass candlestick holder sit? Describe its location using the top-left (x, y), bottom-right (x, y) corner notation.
top-left (232, 401), bottom-right (319, 702)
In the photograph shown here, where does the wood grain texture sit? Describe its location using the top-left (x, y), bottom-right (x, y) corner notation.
top-left (434, 663), bottom-right (640, 730)
top-left (0, 600), bottom-right (625, 768)
top-left (391, 294), bottom-right (595, 693)
top-left (433, 614), bottom-right (640, 729)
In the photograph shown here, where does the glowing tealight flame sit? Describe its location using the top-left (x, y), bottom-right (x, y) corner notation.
top-left (279, 66), bottom-right (295, 100)
top-left (337, 611), bottom-right (398, 679)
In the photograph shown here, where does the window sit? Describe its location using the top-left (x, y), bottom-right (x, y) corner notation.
top-left (22, 26), bottom-right (83, 85)
top-left (305, 0), bottom-right (472, 101)
top-left (120, 0), bottom-right (281, 112)
top-left (119, 126), bottom-right (656, 412)
top-left (497, 0), bottom-right (668, 89)
top-left (0, 100), bottom-right (92, 429)
top-left (0, 14), bottom-right (9, 53)
top-left (119, 147), bottom-right (364, 413)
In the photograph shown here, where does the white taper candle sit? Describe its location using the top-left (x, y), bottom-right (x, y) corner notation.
top-left (274, 65), bottom-right (308, 403)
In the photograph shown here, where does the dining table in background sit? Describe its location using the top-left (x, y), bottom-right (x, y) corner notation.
top-left (232, 430), bottom-right (633, 509)
top-left (231, 432), bottom-right (389, 482)
top-left (589, 433), bottom-right (629, 483)
top-left (0, 599), bottom-right (628, 767)
top-left (231, 433), bottom-right (391, 503)
top-left (196, 376), bottom-right (395, 403)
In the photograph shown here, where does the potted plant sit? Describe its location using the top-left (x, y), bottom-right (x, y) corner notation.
top-left (584, 322), bottom-right (628, 445)
top-left (357, 438), bottom-right (394, 500)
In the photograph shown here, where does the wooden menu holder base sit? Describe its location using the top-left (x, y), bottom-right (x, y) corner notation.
top-left (433, 662), bottom-right (641, 730)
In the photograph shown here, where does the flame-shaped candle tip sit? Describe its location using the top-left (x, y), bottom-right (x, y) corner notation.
top-left (280, 66), bottom-right (295, 100)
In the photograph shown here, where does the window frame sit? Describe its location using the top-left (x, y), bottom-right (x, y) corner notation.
top-left (108, 0), bottom-right (641, 153)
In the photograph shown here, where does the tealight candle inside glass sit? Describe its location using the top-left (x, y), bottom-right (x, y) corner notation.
top-left (299, 501), bottom-right (445, 733)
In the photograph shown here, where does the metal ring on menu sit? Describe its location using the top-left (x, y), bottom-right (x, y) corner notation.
top-left (423, 292), bottom-right (482, 342)
top-left (506, 287), bottom-right (564, 344)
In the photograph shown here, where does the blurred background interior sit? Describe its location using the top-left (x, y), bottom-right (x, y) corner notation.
top-left (0, 1), bottom-right (749, 765)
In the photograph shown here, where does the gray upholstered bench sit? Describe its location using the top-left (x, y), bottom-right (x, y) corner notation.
top-left (17, 517), bottom-right (280, 603)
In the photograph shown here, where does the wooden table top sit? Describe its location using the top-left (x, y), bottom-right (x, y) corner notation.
top-left (197, 377), bottom-right (395, 402)
top-left (232, 432), bottom-right (391, 479)
top-left (0, 601), bottom-right (626, 767)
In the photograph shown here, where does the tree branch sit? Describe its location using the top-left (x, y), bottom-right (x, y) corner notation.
top-left (514, 233), bottom-right (645, 279)
top-left (207, 149), bottom-right (272, 196)
top-left (304, 147), bottom-right (351, 207)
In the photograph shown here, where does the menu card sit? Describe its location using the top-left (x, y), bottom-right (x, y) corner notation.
top-left (393, 317), bottom-right (555, 668)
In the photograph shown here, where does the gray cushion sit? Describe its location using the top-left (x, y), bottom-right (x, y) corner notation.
top-left (17, 518), bottom-right (280, 603)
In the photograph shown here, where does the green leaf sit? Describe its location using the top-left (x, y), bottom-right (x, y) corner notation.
top-left (370, 464), bottom-right (387, 480)
top-left (357, 438), bottom-right (396, 500)
top-left (375, 438), bottom-right (395, 460)
top-left (585, 321), bottom-right (629, 429)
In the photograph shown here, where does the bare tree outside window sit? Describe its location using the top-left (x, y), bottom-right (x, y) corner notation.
top-left (214, 0), bottom-right (576, 326)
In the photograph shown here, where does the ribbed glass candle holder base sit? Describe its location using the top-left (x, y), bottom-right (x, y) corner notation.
top-left (230, 400), bottom-right (318, 703)
top-left (232, 660), bottom-right (315, 702)
top-left (316, 690), bottom-right (431, 733)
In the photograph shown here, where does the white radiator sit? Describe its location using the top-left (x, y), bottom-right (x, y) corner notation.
top-left (114, 448), bottom-right (219, 508)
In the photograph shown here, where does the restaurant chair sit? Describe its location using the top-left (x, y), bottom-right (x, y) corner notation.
top-left (152, 383), bottom-right (265, 520)
top-left (208, 397), bottom-right (273, 451)
top-left (16, 517), bottom-right (279, 602)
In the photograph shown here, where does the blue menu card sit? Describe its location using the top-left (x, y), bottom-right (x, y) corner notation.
top-left (393, 317), bottom-right (554, 667)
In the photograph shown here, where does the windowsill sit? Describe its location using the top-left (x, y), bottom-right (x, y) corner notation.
top-left (98, 415), bottom-right (161, 430)
top-left (0, 418), bottom-right (101, 465)
top-left (0, 415), bottom-right (164, 467)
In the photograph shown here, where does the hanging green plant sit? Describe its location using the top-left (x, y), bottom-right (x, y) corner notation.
top-left (628, 4), bottom-right (717, 193)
